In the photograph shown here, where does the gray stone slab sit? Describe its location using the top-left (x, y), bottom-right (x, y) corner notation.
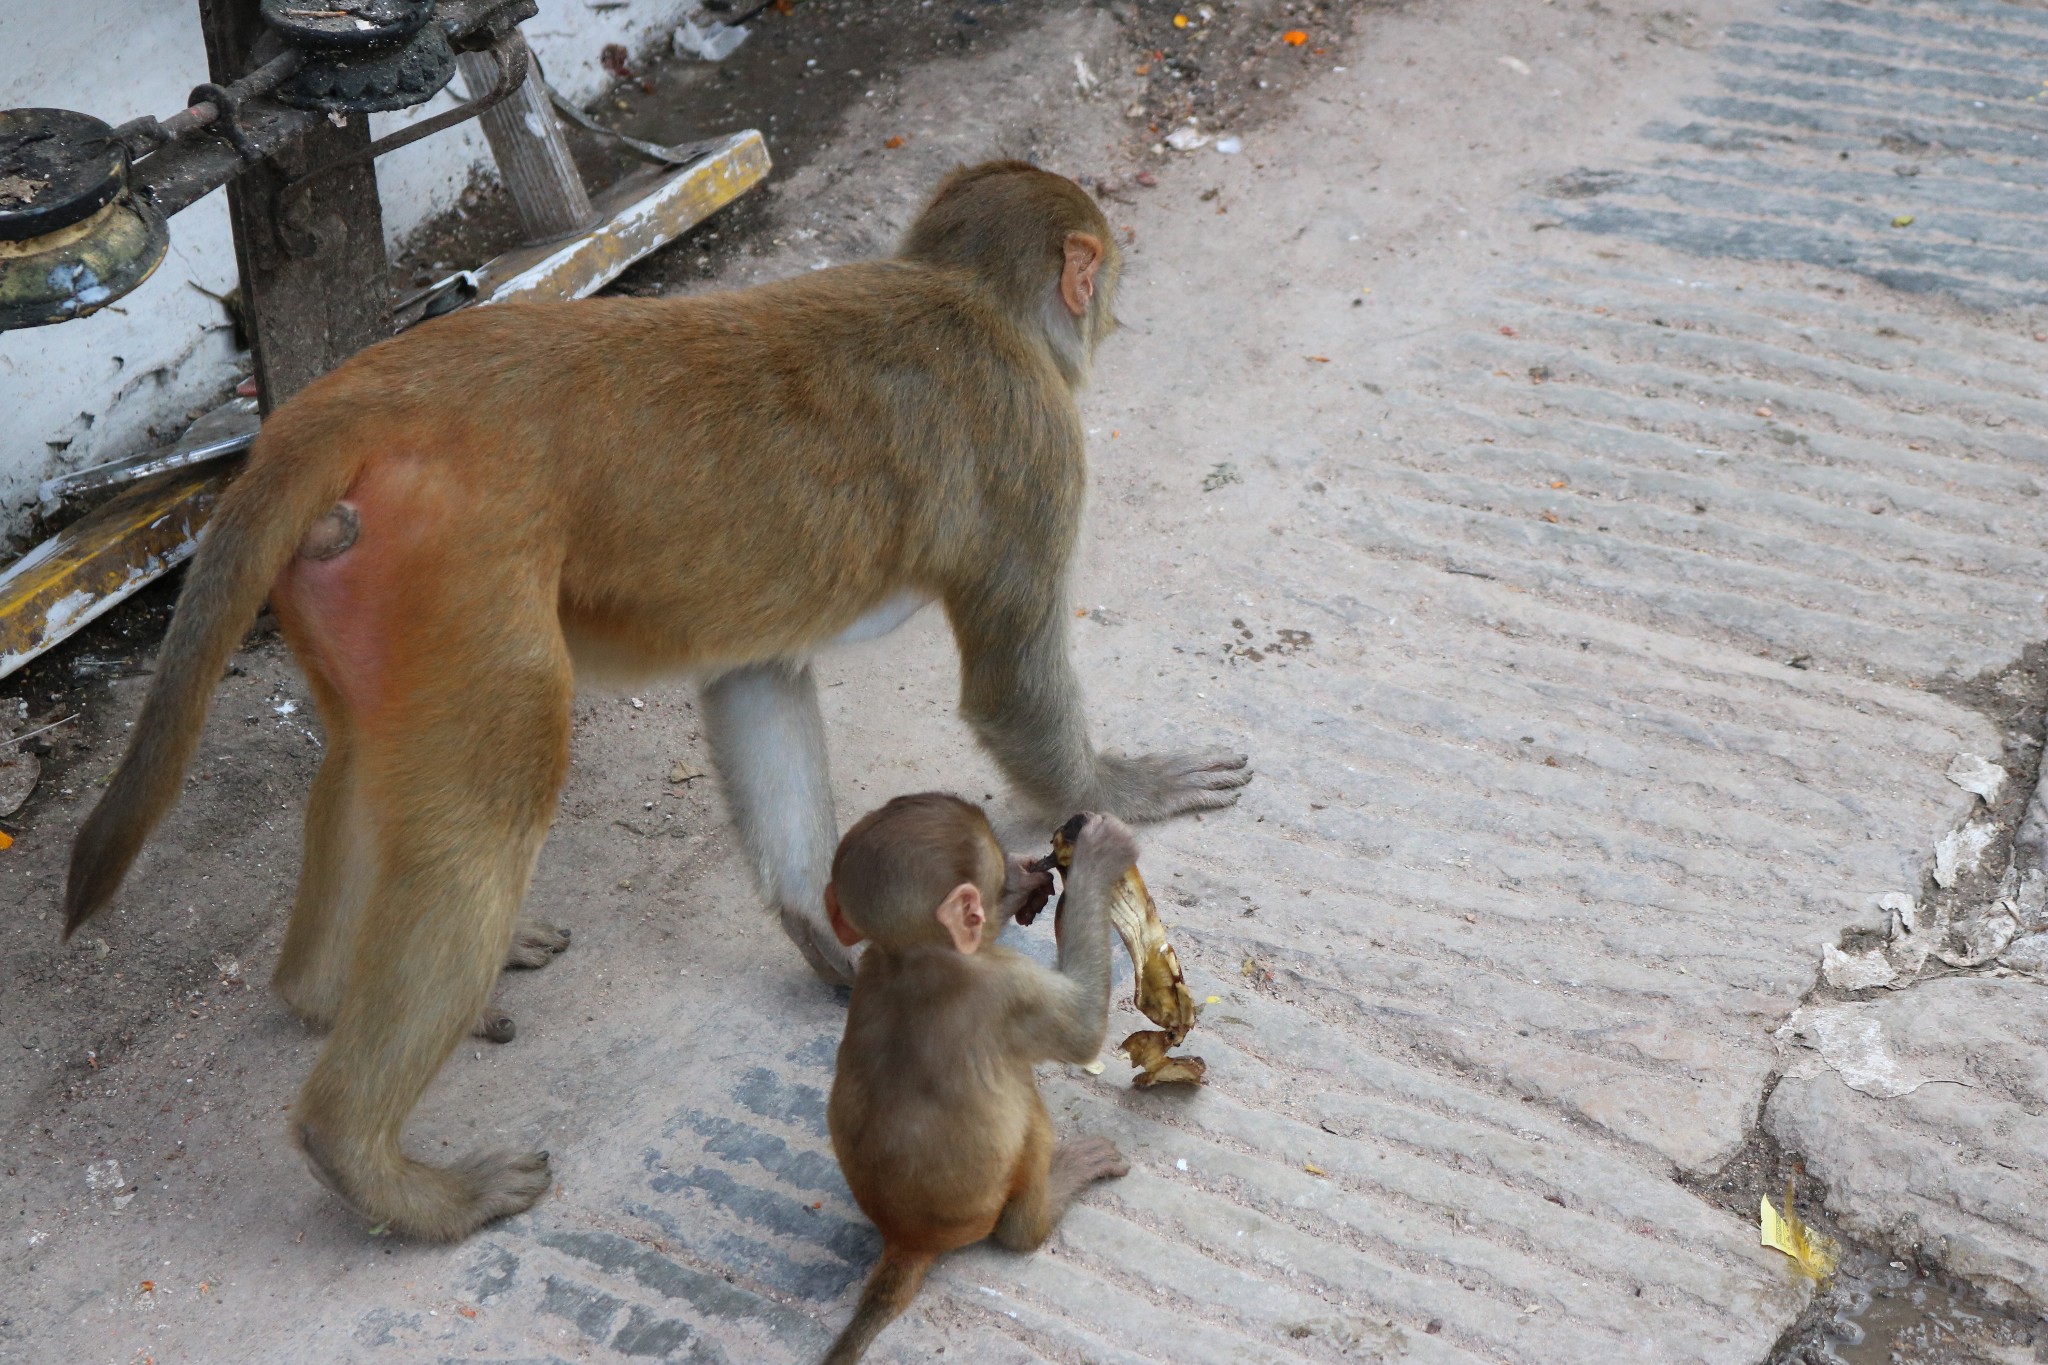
top-left (1574, 0), bottom-right (2048, 307)
top-left (1766, 978), bottom-right (2048, 1311)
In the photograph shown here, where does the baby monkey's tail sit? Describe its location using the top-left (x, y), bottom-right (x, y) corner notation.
top-left (821, 1247), bottom-right (933, 1364)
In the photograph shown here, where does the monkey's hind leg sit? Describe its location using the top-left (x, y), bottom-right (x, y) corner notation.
top-left (470, 919), bottom-right (569, 1046)
top-left (701, 660), bottom-right (855, 984)
top-left (271, 721), bottom-right (525, 1045)
top-left (992, 1108), bottom-right (1128, 1254)
top-left (273, 719), bottom-right (373, 1029)
top-left (291, 613), bottom-right (571, 1241)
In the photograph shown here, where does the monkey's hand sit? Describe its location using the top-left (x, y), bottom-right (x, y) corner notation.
top-left (1001, 852), bottom-right (1057, 927)
top-left (1091, 747), bottom-right (1251, 823)
top-left (1062, 811), bottom-right (1141, 891)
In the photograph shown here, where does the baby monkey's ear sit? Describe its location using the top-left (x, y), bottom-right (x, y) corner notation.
top-left (1060, 232), bottom-right (1104, 318)
top-left (934, 883), bottom-right (988, 954)
top-left (825, 885), bottom-right (865, 948)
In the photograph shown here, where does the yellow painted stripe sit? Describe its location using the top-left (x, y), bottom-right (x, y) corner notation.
top-left (0, 464), bottom-right (224, 675)
top-left (477, 131), bottom-right (771, 305)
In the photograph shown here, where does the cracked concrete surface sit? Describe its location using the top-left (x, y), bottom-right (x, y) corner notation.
top-left (4, 1), bottom-right (2048, 1362)
top-left (1770, 978), bottom-right (2048, 1312)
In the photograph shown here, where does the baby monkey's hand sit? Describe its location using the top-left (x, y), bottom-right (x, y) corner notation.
top-left (1001, 852), bottom-right (1057, 927)
top-left (1012, 812), bottom-right (1139, 928)
top-left (1063, 812), bottom-right (1139, 884)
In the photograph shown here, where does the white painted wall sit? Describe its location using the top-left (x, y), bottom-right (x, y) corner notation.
top-left (0, 0), bottom-right (695, 536)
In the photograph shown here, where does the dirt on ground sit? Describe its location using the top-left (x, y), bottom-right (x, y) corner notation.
top-left (399, 0), bottom-right (1351, 288)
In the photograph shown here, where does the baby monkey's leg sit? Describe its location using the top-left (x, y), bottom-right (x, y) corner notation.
top-left (992, 1109), bottom-right (1129, 1253)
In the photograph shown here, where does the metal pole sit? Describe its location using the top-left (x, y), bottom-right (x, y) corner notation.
top-left (197, 0), bottom-right (394, 412)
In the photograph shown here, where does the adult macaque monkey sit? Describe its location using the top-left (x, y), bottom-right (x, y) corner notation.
top-left (822, 794), bottom-right (1131, 1364)
top-left (60, 159), bottom-right (1246, 1242)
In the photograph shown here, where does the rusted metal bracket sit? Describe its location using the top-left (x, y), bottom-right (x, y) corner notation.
top-left (122, 0), bottom-right (537, 220)
top-left (538, 72), bottom-right (727, 169)
top-left (110, 49), bottom-right (305, 164)
top-left (276, 27), bottom-right (531, 240)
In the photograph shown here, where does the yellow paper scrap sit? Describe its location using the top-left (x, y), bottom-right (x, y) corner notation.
top-left (1759, 1188), bottom-right (1839, 1281)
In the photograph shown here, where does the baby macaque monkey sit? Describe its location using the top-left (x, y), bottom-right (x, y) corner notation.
top-left (821, 794), bottom-right (1133, 1363)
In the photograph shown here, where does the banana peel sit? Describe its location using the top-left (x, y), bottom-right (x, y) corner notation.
top-left (1760, 1174), bottom-right (1839, 1282)
top-left (1033, 815), bottom-right (1206, 1088)
top-left (1119, 1029), bottom-right (1207, 1088)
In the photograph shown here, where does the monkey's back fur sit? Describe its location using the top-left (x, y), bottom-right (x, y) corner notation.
top-left (272, 268), bottom-right (1085, 693)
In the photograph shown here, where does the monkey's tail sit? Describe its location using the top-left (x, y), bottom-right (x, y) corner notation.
top-left (63, 423), bottom-right (359, 938)
top-left (820, 1247), bottom-right (934, 1365)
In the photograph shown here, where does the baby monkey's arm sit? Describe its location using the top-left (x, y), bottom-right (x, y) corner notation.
top-left (1003, 813), bottom-right (1135, 1064)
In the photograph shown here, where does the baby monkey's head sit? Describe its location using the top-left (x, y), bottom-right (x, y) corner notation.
top-left (827, 793), bottom-right (1007, 955)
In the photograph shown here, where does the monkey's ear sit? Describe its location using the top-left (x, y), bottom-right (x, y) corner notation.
top-left (825, 885), bottom-right (865, 948)
top-left (1060, 233), bottom-right (1104, 318)
top-left (934, 883), bottom-right (987, 954)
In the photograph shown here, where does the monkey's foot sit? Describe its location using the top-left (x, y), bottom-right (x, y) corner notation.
top-left (780, 904), bottom-right (858, 987)
top-left (1054, 1135), bottom-right (1131, 1186)
top-left (1095, 748), bottom-right (1253, 822)
top-left (300, 1127), bottom-right (552, 1242)
top-left (504, 919), bottom-right (571, 969)
top-left (473, 1007), bottom-right (517, 1043)
top-left (277, 989), bottom-right (338, 1032)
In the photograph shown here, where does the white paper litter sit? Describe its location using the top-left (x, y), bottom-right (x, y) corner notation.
top-left (1933, 821), bottom-right (1995, 888)
top-left (1945, 752), bottom-right (2008, 805)
top-left (674, 15), bottom-right (749, 61)
top-left (1821, 942), bottom-right (1897, 991)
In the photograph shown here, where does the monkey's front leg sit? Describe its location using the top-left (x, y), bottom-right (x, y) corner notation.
top-left (954, 597), bottom-right (1251, 824)
top-left (701, 660), bottom-right (857, 984)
